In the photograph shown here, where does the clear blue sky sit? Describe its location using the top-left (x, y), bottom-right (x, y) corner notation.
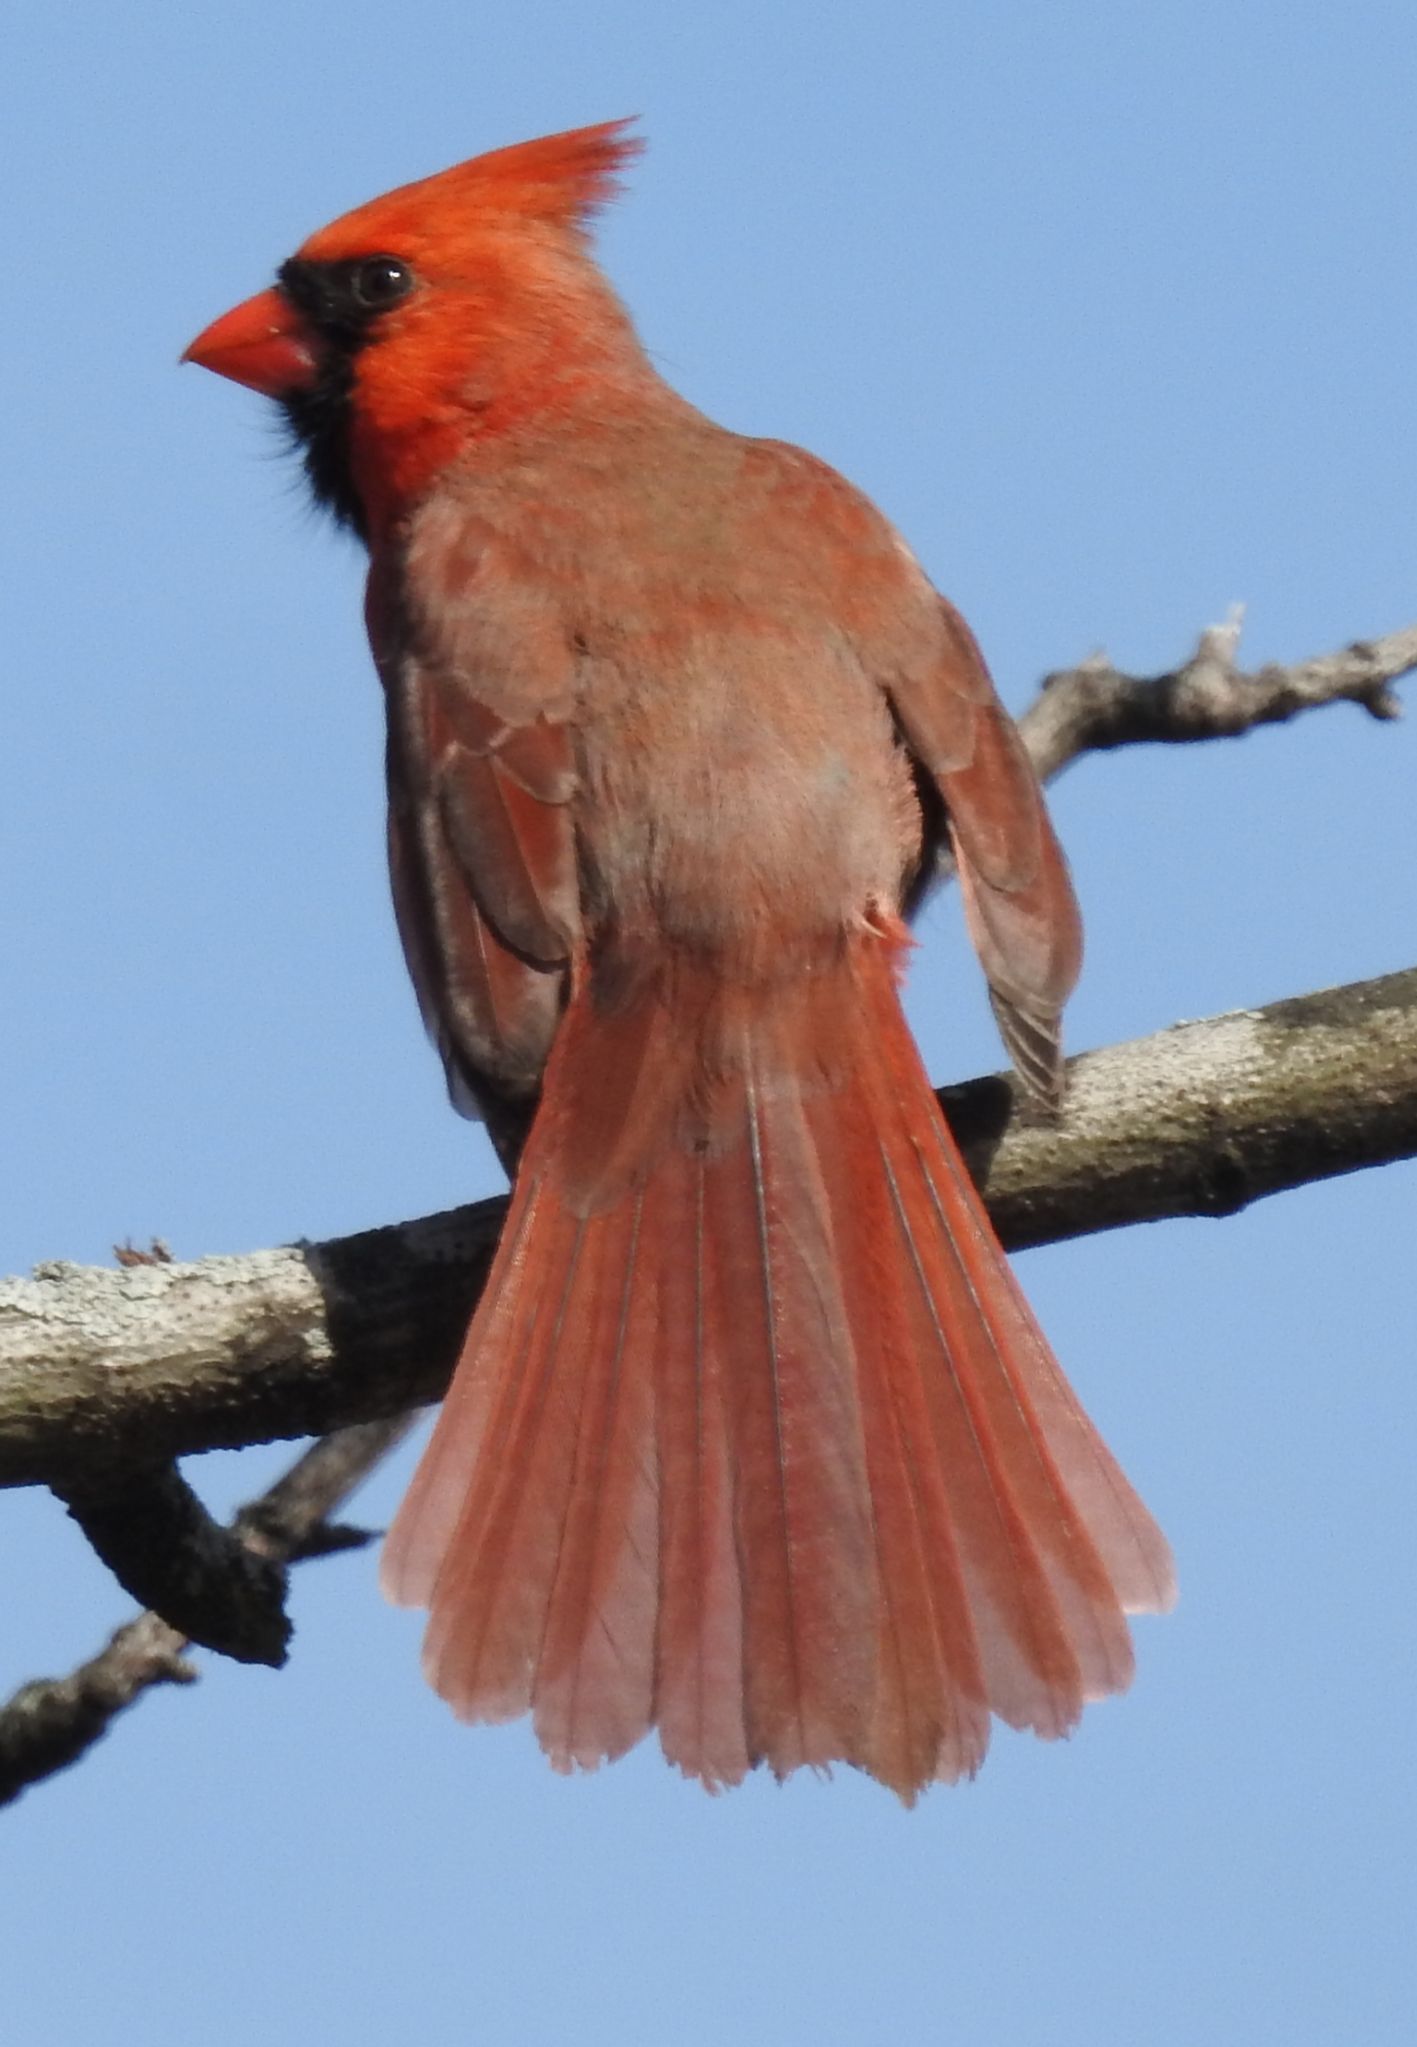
top-left (5, 3), bottom-right (1415, 2041)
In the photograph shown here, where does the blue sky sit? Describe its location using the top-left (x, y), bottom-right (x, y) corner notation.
top-left (4, 2), bottom-right (1415, 2041)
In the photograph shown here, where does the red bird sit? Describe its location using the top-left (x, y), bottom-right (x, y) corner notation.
top-left (186, 122), bottom-right (1173, 1797)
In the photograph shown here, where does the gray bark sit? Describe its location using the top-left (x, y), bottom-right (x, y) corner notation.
top-left (4, 968), bottom-right (1414, 1493)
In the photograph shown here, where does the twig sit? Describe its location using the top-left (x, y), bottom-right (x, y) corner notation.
top-left (1018, 614), bottom-right (1416, 784)
top-left (0, 1415), bottom-right (414, 1806)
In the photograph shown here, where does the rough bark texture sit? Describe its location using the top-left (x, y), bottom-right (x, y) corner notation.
top-left (3, 968), bottom-right (1414, 1493)
top-left (940, 970), bottom-right (1417, 1244)
top-left (0, 1210), bottom-right (490, 1489)
top-left (53, 1461), bottom-right (293, 1667)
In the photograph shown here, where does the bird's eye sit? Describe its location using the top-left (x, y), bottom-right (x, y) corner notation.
top-left (350, 257), bottom-right (414, 310)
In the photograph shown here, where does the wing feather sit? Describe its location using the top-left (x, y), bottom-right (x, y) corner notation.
top-left (366, 548), bottom-right (583, 1143)
top-left (887, 598), bottom-right (1082, 1105)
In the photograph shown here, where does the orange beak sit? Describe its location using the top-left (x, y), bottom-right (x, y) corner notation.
top-left (182, 287), bottom-right (321, 397)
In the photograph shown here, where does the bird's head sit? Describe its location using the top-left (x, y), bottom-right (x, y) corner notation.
top-left (184, 120), bottom-right (644, 540)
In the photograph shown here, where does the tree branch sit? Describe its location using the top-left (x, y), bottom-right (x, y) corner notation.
top-left (1017, 614), bottom-right (1415, 783)
top-left (3, 968), bottom-right (1413, 1493)
top-left (52, 1460), bottom-right (292, 1667)
top-left (2, 614), bottom-right (1412, 1798)
top-left (0, 1416), bottom-right (414, 1806)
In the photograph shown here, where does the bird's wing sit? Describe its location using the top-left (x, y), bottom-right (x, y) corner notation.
top-left (885, 591), bottom-right (1082, 1105)
top-left (368, 536), bottom-right (582, 1162)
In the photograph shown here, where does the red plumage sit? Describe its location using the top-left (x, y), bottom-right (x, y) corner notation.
top-left (384, 929), bottom-right (1171, 1795)
top-left (186, 122), bottom-right (1174, 1797)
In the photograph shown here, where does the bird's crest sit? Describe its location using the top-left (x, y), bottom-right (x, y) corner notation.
top-left (300, 120), bottom-right (642, 262)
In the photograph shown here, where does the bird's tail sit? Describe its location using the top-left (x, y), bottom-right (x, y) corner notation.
top-left (381, 926), bottom-right (1174, 1798)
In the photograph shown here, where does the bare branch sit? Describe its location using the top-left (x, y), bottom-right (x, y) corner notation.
top-left (2, 968), bottom-right (1413, 1493)
top-left (53, 1461), bottom-right (292, 1667)
top-left (0, 1617), bottom-right (197, 1807)
top-left (1018, 615), bottom-right (1416, 784)
top-left (939, 969), bottom-right (1417, 1247)
top-left (0, 1416), bottom-right (414, 1806)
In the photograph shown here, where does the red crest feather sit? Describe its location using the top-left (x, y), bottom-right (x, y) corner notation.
top-left (301, 120), bottom-right (642, 261)
top-left (452, 119), bottom-right (643, 230)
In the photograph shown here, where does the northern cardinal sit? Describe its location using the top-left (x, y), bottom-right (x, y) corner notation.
top-left (185, 121), bottom-right (1173, 1797)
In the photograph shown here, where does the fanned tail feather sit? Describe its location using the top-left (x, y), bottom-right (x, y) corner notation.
top-left (381, 932), bottom-right (1174, 1798)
